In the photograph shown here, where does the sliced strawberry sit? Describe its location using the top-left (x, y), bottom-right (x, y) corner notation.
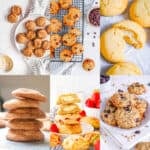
top-left (85, 98), bottom-right (95, 108)
top-left (50, 123), bottom-right (59, 133)
top-left (92, 91), bottom-right (100, 103)
top-left (79, 110), bottom-right (86, 117)
top-left (94, 140), bottom-right (100, 150)
top-left (95, 100), bottom-right (100, 108)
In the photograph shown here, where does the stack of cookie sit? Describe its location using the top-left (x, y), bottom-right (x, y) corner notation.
top-left (55, 93), bottom-right (82, 134)
top-left (3, 88), bottom-right (47, 142)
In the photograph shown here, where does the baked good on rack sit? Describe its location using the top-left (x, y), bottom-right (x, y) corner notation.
top-left (115, 107), bottom-right (141, 129)
top-left (81, 116), bottom-right (100, 129)
top-left (100, 0), bottom-right (128, 16)
top-left (37, 29), bottom-right (48, 39)
top-left (26, 30), bottom-right (36, 40)
top-left (71, 43), bottom-right (84, 55)
top-left (69, 28), bottom-right (81, 36)
top-left (3, 98), bottom-right (39, 110)
top-left (62, 135), bottom-right (89, 150)
top-left (106, 62), bottom-right (142, 75)
top-left (22, 47), bottom-right (33, 57)
top-left (110, 91), bottom-right (136, 108)
top-left (68, 7), bottom-right (81, 21)
top-left (33, 38), bottom-right (42, 48)
top-left (62, 33), bottom-right (77, 46)
top-left (25, 20), bottom-right (36, 31)
top-left (49, 18), bottom-right (62, 33)
top-left (7, 129), bottom-right (44, 142)
top-left (63, 14), bottom-right (75, 27)
top-left (57, 123), bottom-right (82, 134)
top-left (16, 33), bottom-right (28, 44)
top-left (50, 34), bottom-right (61, 49)
top-left (6, 108), bottom-right (46, 120)
top-left (59, 0), bottom-right (72, 9)
top-left (57, 104), bottom-right (80, 115)
top-left (135, 142), bottom-right (150, 150)
top-left (10, 5), bottom-right (22, 16)
top-left (7, 13), bottom-right (18, 23)
top-left (42, 40), bottom-right (50, 50)
top-left (60, 49), bottom-right (73, 62)
top-left (12, 88), bottom-right (47, 102)
top-left (50, 1), bottom-right (60, 14)
top-left (128, 82), bottom-right (146, 95)
top-left (7, 119), bottom-right (42, 130)
top-left (26, 41), bottom-right (35, 50)
top-left (35, 16), bottom-right (46, 27)
top-left (82, 58), bottom-right (95, 71)
top-left (34, 48), bottom-right (45, 57)
top-left (129, 0), bottom-right (150, 28)
top-left (57, 93), bottom-right (80, 105)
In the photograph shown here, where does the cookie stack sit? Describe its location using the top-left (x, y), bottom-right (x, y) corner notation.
top-left (3, 88), bottom-right (47, 142)
top-left (55, 93), bottom-right (82, 134)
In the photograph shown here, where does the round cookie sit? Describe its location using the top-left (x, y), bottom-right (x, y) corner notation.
top-left (25, 20), bottom-right (36, 31)
top-left (68, 7), bottom-right (81, 21)
top-left (60, 49), bottom-right (73, 62)
top-left (49, 18), bottom-right (62, 33)
top-left (6, 108), bottom-right (46, 120)
top-left (35, 16), bottom-right (46, 27)
top-left (82, 58), bottom-right (95, 71)
top-left (7, 129), bottom-right (44, 142)
top-left (69, 28), bottom-right (81, 36)
top-left (62, 33), bottom-right (77, 46)
top-left (7, 13), bottom-right (18, 23)
top-left (50, 1), bottom-right (60, 14)
top-left (22, 47), bottom-right (33, 57)
top-left (7, 119), bottom-right (43, 130)
top-left (106, 62), bottom-right (142, 75)
top-left (37, 29), bottom-right (47, 39)
top-left (115, 107), bottom-right (141, 129)
top-left (3, 98), bottom-right (40, 110)
top-left (26, 41), bottom-right (35, 50)
top-left (50, 34), bottom-right (61, 49)
top-left (129, 0), bottom-right (150, 28)
top-left (11, 88), bottom-right (47, 102)
top-left (26, 30), bottom-right (36, 40)
top-left (34, 48), bottom-right (45, 57)
top-left (59, 0), bottom-right (72, 9)
top-left (16, 33), bottom-right (28, 44)
top-left (42, 40), bottom-right (50, 50)
top-left (128, 82), bottom-right (146, 95)
top-left (63, 14), bottom-right (75, 27)
top-left (33, 38), bottom-right (42, 48)
top-left (100, 0), bottom-right (128, 16)
top-left (11, 5), bottom-right (22, 15)
top-left (71, 43), bottom-right (84, 55)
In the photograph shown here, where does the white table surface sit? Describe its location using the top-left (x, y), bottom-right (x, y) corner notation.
top-left (0, 0), bottom-right (100, 76)
top-left (101, 76), bottom-right (150, 150)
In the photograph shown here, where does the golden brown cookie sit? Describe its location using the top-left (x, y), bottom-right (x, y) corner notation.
top-left (82, 58), bottom-right (95, 71)
top-left (3, 98), bottom-right (40, 110)
top-left (22, 47), bottom-right (33, 57)
top-left (25, 20), bottom-right (36, 31)
top-left (7, 13), bottom-right (18, 23)
top-left (69, 28), bottom-right (81, 36)
top-left (37, 29), bottom-right (48, 39)
top-left (42, 40), bottom-right (50, 50)
top-left (135, 142), bottom-right (150, 150)
top-left (11, 5), bottom-right (22, 16)
top-left (50, 34), bottom-right (61, 49)
top-left (62, 33), bottom-right (77, 46)
top-left (34, 48), bottom-right (45, 57)
top-left (6, 108), bottom-right (46, 120)
top-left (11, 88), bottom-right (47, 102)
top-left (63, 14), bottom-right (75, 27)
top-left (68, 7), bottom-right (81, 21)
top-left (33, 38), bottom-right (42, 48)
top-left (35, 16), bottom-right (46, 27)
top-left (59, 0), bottom-right (72, 9)
top-left (26, 30), bottom-right (36, 40)
top-left (50, 1), bottom-right (60, 14)
top-left (26, 41), bottom-right (35, 50)
top-left (7, 119), bottom-right (43, 130)
top-left (71, 43), bottom-right (84, 55)
top-left (16, 33), bottom-right (28, 44)
top-left (60, 49), bottom-right (73, 62)
top-left (49, 18), bottom-right (62, 33)
top-left (7, 129), bottom-right (44, 142)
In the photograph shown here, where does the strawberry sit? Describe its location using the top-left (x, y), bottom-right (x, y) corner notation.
top-left (50, 123), bottom-right (59, 133)
top-left (85, 98), bottom-right (95, 108)
top-left (92, 91), bottom-right (100, 103)
top-left (94, 140), bottom-right (100, 150)
top-left (80, 110), bottom-right (86, 117)
top-left (95, 100), bottom-right (100, 108)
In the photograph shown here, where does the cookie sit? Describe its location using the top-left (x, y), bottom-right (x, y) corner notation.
top-left (7, 119), bottom-right (42, 130)
top-left (69, 28), bottom-right (81, 36)
top-left (59, 0), bottom-right (72, 9)
top-left (42, 40), bottom-right (50, 50)
top-left (35, 16), bottom-right (46, 27)
top-left (50, 1), bottom-right (60, 14)
top-left (81, 117), bottom-right (100, 129)
top-left (26, 30), bottom-right (36, 40)
top-left (6, 108), bottom-right (46, 120)
top-left (129, 0), bottom-right (150, 28)
top-left (36, 29), bottom-right (47, 39)
top-left (25, 20), bottom-right (36, 31)
top-left (71, 43), bottom-right (84, 55)
top-left (3, 98), bottom-right (40, 110)
top-left (128, 82), bottom-right (146, 95)
top-left (68, 7), bottom-right (81, 21)
top-left (110, 91), bottom-right (136, 108)
top-left (33, 38), bottom-right (42, 48)
top-left (55, 114), bottom-right (81, 125)
top-left (101, 100), bottom-right (117, 126)
top-left (16, 33), bottom-right (28, 44)
top-left (82, 58), bottom-right (95, 71)
top-left (49, 18), bottom-right (62, 33)
top-left (11, 5), bottom-right (22, 16)
top-left (22, 47), bottom-right (33, 57)
top-left (7, 13), bottom-right (18, 23)
top-left (34, 48), bottom-right (45, 57)
top-left (26, 41), bottom-right (35, 50)
top-left (106, 62), bottom-right (142, 75)
top-left (135, 142), bottom-right (150, 150)
top-left (63, 14), bottom-right (75, 27)
top-left (11, 88), bottom-right (47, 102)
top-left (0, 120), bottom-right (6, 128)
top-left (7, 129), bottom-right (44, 142)
top-left (57, 93), bottom-right (80, 105)
top-left (60, 49), bottom-right (73, 62)
top-left (57, 123), bottom-right (82, 134)
top-left (100, 0), bottom-right (128, 16)
top-left (115, 107), bottom-right (141, 129)
top-left (57, 104), bottom-right (80, 115)
top-left (62, 33), bottom-right (77, 46)
top-left (62, 136), bottom-right (89, 150)
top-left (50, 34), bottom-right (61, 49)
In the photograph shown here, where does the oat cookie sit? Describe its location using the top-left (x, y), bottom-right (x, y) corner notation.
top-left (82, 58), bottom-right (95, 71)
top-left (49, 18), bottom-right (62, 33)
top-left (50, 34), bottom-right (61, 49)
top-left (60, 49), bottom-right (73, 62)
top-left (50, 1), bottom-right (60, 14)
top-left (71, 43), bottom-right (84, 55)
top-left (35, 17), bottom-right (46, 27)
top-left (16, 33), bottom-right (28, 44)
top-left (62, 33), bottom-right (77, 46)
top-left (59, 0), bottom-right (72, 9)
top-left (26, 30), bottom-right (36, 40)
top-left (25, 20), bottom-right (36, 31)
top-left (37, 29), bottom-right (47, 39)
top-left (22, 47), bottom-right (33, 57)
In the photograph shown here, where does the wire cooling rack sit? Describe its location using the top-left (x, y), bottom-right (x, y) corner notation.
top-left (46, 0), bottom-right (84, 62)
